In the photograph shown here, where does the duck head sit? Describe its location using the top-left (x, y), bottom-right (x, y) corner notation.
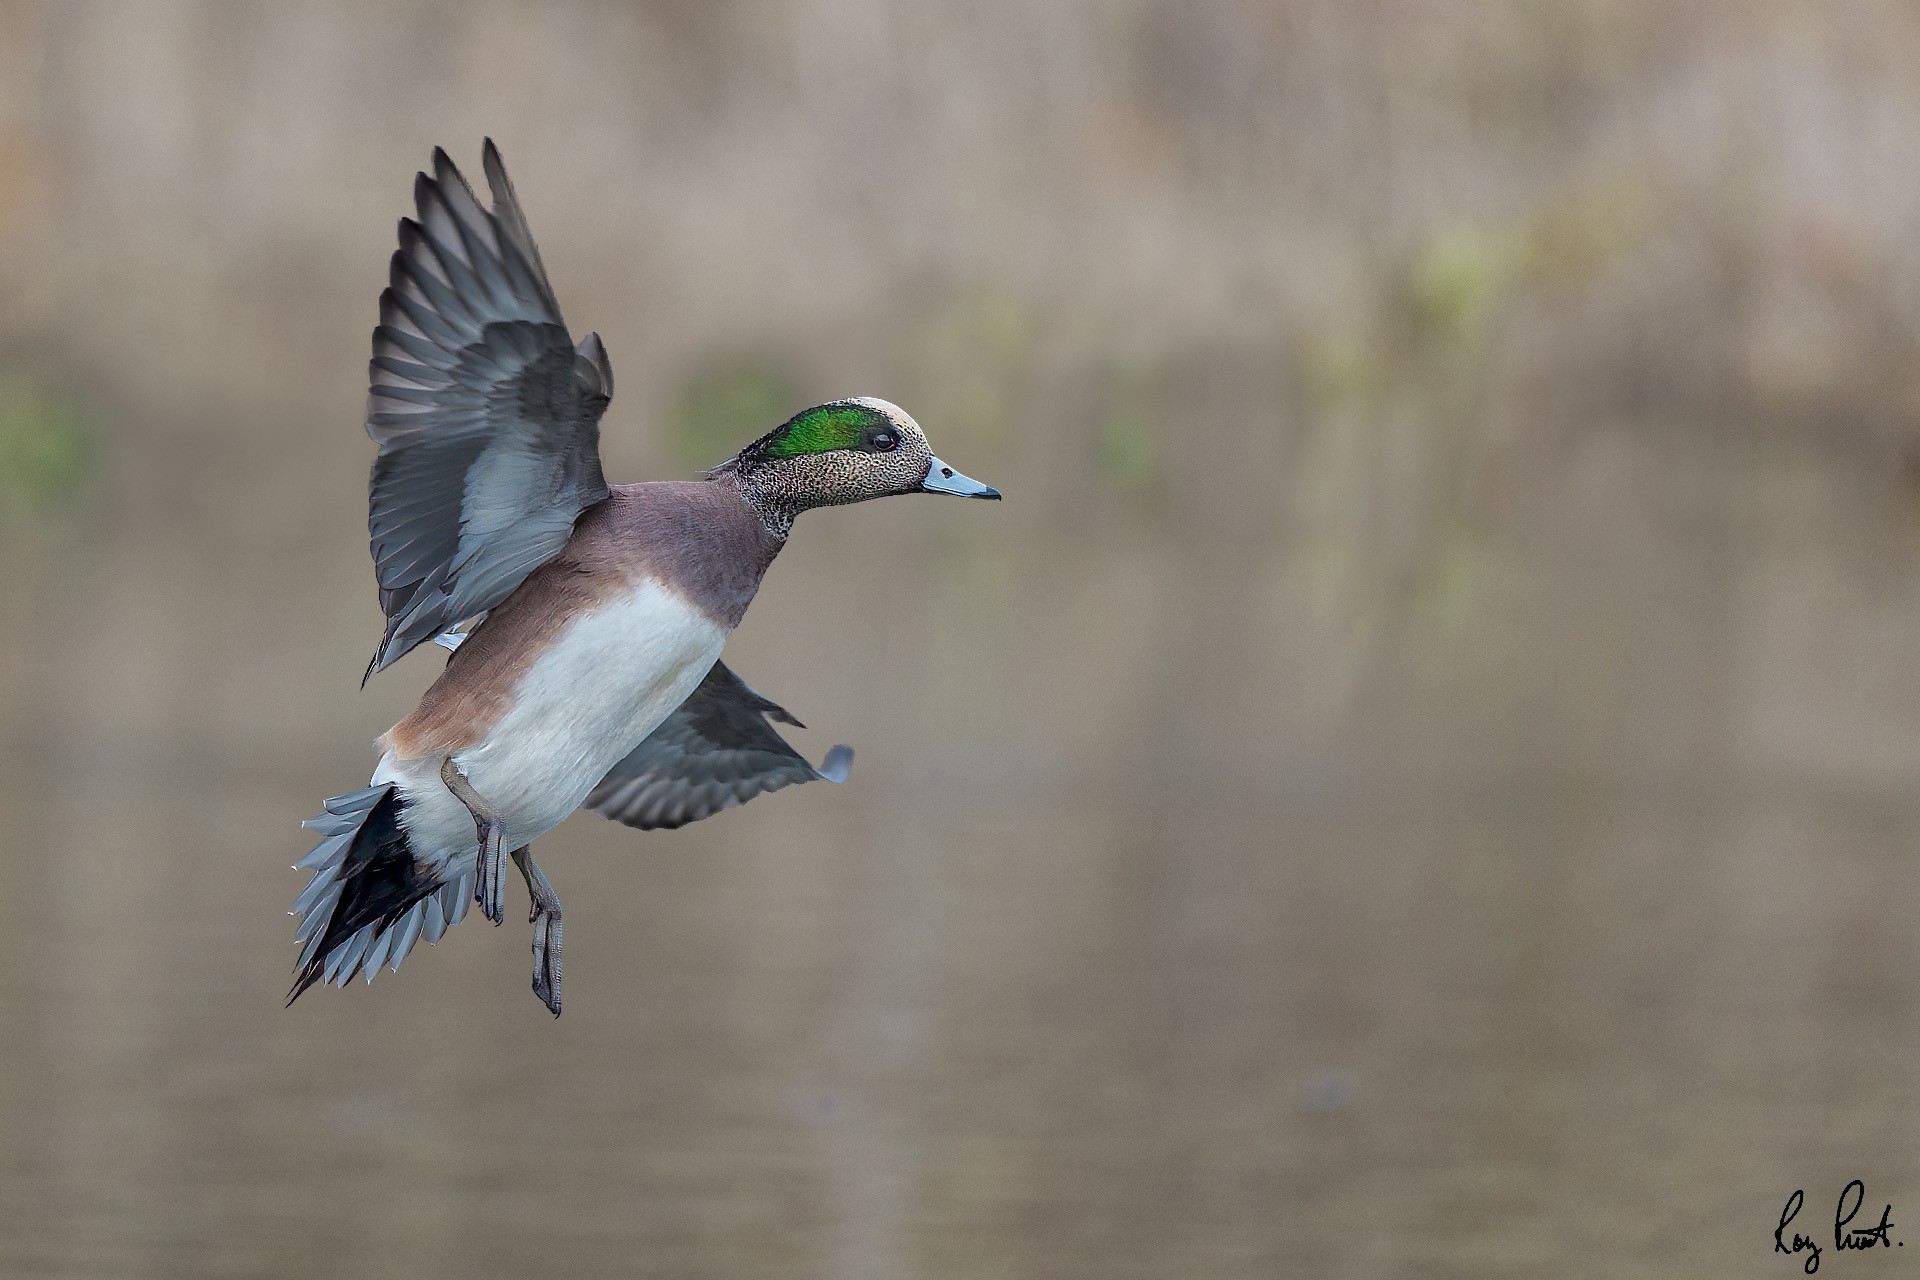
top-left (714, 397), bottom-right (999, 537)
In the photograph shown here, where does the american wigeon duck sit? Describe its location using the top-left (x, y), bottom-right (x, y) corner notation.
top-left (289, 141), bottom-right (998, 1016)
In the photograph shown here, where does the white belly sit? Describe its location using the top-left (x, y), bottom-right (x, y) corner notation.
top-left (374, 578), bottom-right (728, 868)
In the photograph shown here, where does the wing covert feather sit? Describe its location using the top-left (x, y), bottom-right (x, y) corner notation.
top-left (586, 662), bottom-right (853, 831)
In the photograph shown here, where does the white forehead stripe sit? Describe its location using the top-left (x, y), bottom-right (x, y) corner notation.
top-left (847, 396), bottom-right (919, 433)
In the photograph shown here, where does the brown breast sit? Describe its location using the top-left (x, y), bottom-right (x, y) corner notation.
top-left (379, 479), bottom-right (782, 760)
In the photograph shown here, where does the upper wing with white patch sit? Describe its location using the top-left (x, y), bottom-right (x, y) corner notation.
top-left (584, 661), bottom-right (853, 831)
top-left (364, 139), bottom-right (612, 678)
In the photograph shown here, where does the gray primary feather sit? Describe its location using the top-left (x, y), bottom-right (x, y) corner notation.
top-left (585, 661), bottom-right (853, 831)
top-left (364, 139), bottom-right (611, 677)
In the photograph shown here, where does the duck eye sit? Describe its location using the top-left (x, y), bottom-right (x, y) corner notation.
top-left (868, 429), bottom-right (899, 452)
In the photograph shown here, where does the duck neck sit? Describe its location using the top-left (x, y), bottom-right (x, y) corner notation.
top-left (716, 468), bottom-right (800, 541)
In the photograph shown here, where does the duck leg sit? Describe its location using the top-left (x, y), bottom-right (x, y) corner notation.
top-left (439, 756), bottom-right (507, 926)
top-left (511, 846), bottom-right (563, 1016)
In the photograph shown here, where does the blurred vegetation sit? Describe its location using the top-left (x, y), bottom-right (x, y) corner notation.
top-left (1093, 361), bottom-right (1160, 498)
top-left (898, 287), bottom-right (1029, 461)
top-left (1406, 226), bottom-right (1506, 357)
top-left (0, 368), bottom-right (90, 521)
top-left (664, 355), bottom-right (794, 473)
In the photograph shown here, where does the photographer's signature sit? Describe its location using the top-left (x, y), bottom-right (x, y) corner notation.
top-left (1775, 1181), bottom-right (1900, 1273)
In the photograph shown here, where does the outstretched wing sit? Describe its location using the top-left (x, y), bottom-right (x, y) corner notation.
top-left (585, 662), bottom-right (854, 831)
top-left (364, 139), bottom-right (613, 678)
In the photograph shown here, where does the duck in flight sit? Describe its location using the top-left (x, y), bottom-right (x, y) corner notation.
top-left (289, 141), bottom-right (999, 1016)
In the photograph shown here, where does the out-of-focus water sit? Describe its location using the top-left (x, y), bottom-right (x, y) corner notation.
top-left (5, 423), bottom-right (1920, 1280)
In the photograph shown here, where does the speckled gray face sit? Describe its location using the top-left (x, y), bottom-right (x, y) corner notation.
top-left (719, 397), bottom-right (1000, 538)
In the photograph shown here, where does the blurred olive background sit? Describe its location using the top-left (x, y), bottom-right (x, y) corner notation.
top-left (5, 2), bottom-right (1920, 1277)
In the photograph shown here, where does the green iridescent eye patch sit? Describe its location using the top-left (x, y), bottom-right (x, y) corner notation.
top-left (759, 402), bottom-right (888, 460)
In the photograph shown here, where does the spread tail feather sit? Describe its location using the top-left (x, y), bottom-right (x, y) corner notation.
top-left (287, 784), bottom-right (469, 1005)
